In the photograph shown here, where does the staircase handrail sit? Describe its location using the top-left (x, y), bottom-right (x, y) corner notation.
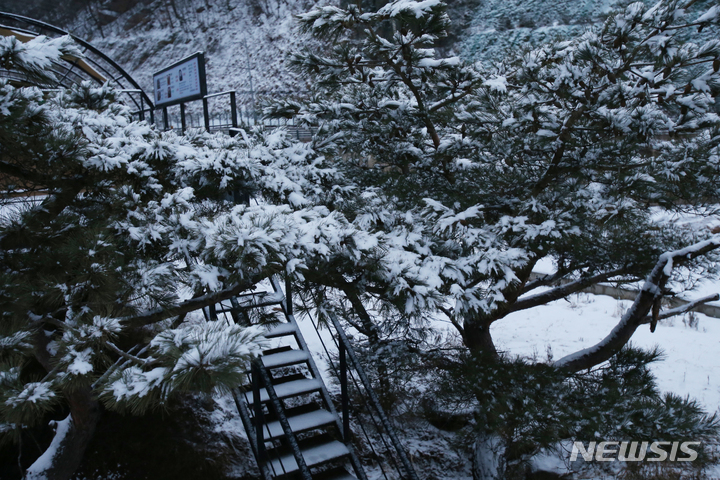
top-left (252, 358), bottom-right (313, 480)
top-left (327, 312), bottom-right (421, 480)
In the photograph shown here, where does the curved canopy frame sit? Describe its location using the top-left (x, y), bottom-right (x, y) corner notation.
top-left (0, 12), bottom-right (154, 121)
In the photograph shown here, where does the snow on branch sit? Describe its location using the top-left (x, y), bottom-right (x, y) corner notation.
top-left (554, 237), bottom-right (720, 372)
top-left (377, 0), bottom-right (444, 19)
top-left (0, 35), bottom-right (82, 84)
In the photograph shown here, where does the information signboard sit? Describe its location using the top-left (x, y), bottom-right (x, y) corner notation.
top-left (153, 52), bottom-right (207, 107)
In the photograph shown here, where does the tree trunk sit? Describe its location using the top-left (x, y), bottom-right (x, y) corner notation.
top-left (462, 259), bottom-right (538, 358)
top-left (473, 434), bottom-right (506, 480)
top-left (28, 331), bottom-right (101, 480)
top-left (24, 387), bottom-right (101, 480)
top-left (462, 316), bottom-right (499, 359)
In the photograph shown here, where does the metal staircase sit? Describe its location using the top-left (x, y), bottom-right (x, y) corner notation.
top-left (204, 276), bottom-right (421, 480)
top-left (205, 276), bottom-right (359, 480)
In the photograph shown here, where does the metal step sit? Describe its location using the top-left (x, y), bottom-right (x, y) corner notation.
top-left (263, 408), bottom-right (337, 440)
top-left (264, 322), bottom-right (297, 338)
top-left (262, 345), bottom-right (294, 355)
top-left (267, 439), bottom-right (350, 477)
top-left (262, 349), bottom-right (309, 369)
top-left (245, 378), bottom-right (323, 405)
top-left (256, 398), bottom-right (324, 421)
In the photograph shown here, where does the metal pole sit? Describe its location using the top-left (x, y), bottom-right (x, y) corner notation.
top-left (163, 107), bottom-right (169, 131)
top-left (203, 97), bottom-right (210, 132)
top-left (230, 91), bottom-right (238, 130)
top-left (340, 343), bottom-right (350, 442)
top-left (251, 363), bottom-right (267, 466)
top-left (180, 103), bottom-right (186, 134)
top-left (284, 275), bottom-right (293, 316)
top-left (140, 94), bottom-right (145, 122)
top-left (150, 107), bottom-right (154, 126)
top-left (232, 389), bottom-right (273, 480)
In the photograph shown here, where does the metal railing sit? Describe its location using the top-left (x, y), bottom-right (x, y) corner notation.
top-left (328, 312), bottom-right (420, 480)
top-left (289, 282), bottom-right (421, 480)
top-left (0, 12), bottom-right (155, 123)
top-left (155, 96), bottom-right (316, 141)
top-left (156, 90), bottom-right (239, 135)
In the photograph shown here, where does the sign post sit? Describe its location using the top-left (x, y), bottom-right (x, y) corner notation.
top-left (153, 52), bottom-right (207, 130)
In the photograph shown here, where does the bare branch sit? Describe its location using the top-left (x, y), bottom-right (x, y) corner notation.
top-left (104, 341), bottom-right (154, 367)
top-left (521, 270), bottom-right (570, 295)
top-left (639, 293), bottom-right (720, 325)
top-left (439, 305), bottom-right (464, 336)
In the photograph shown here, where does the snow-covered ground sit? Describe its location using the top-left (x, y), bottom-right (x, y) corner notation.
top-left (493, 290), bottom-right (720, 415)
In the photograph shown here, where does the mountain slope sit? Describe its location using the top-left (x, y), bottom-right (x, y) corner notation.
top-left (66, 0), bottom-right (325, 112)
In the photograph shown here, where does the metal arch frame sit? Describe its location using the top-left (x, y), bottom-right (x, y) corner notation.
top-left (0, 11), bottom-right (154, 121)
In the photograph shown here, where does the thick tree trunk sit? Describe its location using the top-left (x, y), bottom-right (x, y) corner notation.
top-left (24, 387), bottom-right (101, 480)
top-left (462, 318), bottom-right (499, 359)
top-left (462, 259), bottom-right (538, 358)
top-left (29, 329), bottom-right (101, 480)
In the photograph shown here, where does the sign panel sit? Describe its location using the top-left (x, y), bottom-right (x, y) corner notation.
top-left (153, 52), bottom-right (207, 107)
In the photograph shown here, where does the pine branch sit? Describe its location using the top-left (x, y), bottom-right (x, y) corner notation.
top-left (508, 268), bottom-right (629, 317)
top-left (118, 276), bottom-right (271, 327)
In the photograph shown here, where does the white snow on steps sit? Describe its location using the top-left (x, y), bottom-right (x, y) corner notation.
top-left (264, 409), bottom-right (337, 439)
top-left (268, 440), bottom-right (350, 475)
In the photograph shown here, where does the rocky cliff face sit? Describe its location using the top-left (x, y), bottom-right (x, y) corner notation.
top-left (459, 0), bottom-right (628, 62)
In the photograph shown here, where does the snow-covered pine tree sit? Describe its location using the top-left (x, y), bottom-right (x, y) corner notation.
top-left (274, 0), bottom-right (720, 368)
top-left (0, 34), bottom-right (371, 479)
top-left (269, 0), bottom-right (720, 477)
